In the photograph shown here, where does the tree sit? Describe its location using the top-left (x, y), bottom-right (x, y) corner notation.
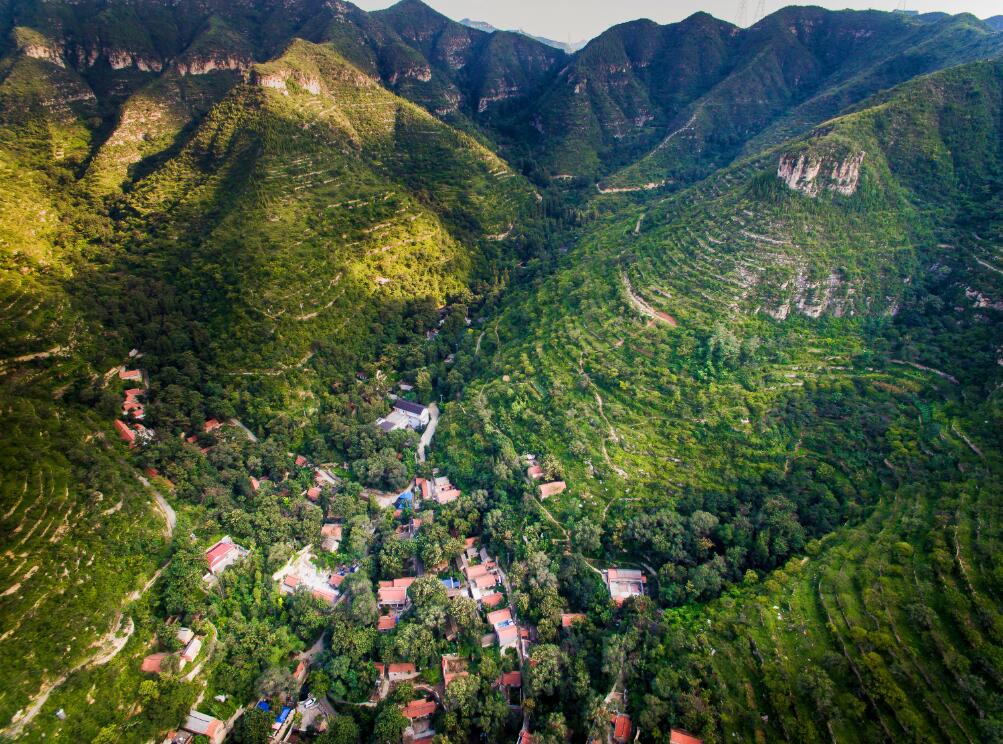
top-left (410, 575), bottom-right (449, 630)
top-left (163, 542), bottom-right (208, 617)
top-left (342, 572), bottom-right (379, 626)
top-left (316, 716), bottom-right (361, 743)
top-left (526, 644), bottom-right (562, 699)
top-left (571, 518), bottom-right (602, 555)
top-left (234, 707), bottom-right (272, 744)
top-left (256, 666), bottom-right (297, 702)
top-left (448, 596), bottom-right (482, 643)
top-left (91, 725), bottom-right (118, 744)
top-left (373, 704), bottom-right (408, 743)
top-left (393, 622), bottom-right (438, 669)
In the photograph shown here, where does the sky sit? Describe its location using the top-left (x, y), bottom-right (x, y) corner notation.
top-left (351, 0), bottom-right (1001, 43)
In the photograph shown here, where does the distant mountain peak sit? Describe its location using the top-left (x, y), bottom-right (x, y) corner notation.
top-left (458, 17), bottom-right (586, 53)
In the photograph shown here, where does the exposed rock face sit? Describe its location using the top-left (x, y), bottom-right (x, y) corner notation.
top-left (251, 69), bottom-right (323, 95)
top-left (175, 55), bottom-right (250, 76)
top-left (387, 64), bottom-right (433, 85)
top-left (20, 42), bottom-right (66, 68)
top-left (777, 150), bottom-right (865, 197)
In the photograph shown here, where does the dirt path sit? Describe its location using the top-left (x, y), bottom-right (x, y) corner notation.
top-left (532, 496), bottom-right (571, 545)
top-left (889, 359), bottom-right (959, 385)
top-left (139, 474), bottom-right (176, 537)
top-left (621, 272), bottom-right (677, 327)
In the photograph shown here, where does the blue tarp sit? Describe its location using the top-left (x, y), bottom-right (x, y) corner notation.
top-left (441, 578), bottom-right (461, 589)
top-left (276, 707), bottom-right (292, 724)
top-left (396, 490), bottom-right (414, 503)
top-left (256, 701), bottom-right (270, 711)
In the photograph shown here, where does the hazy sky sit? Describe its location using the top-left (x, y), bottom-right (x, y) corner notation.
top-left (351, 0), bottom-right (1001, 42)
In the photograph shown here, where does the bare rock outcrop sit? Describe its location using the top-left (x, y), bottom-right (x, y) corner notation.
top-left (777, 150), bottom-right (865, 197)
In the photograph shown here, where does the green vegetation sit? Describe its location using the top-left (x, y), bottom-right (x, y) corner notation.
top-left (0, 1), bottom-right (1001, 742)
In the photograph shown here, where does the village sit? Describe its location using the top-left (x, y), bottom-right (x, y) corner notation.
top-left (110, 361), bottom-right (698, 744)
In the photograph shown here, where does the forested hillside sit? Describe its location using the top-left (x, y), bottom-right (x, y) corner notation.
top-left (0, 1), bottom-right (1001, 742)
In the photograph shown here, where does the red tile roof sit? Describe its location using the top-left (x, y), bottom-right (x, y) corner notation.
top-left (311, 587), bottom-right (337, 603)
top-left (295, 455), bottom-right (308, 467)
top-left (670, 729), bottom-right (703, 744)
top-left (329, 573), bottom-right (345, 588)
top-left (480, 592), bottom-right (504, 607)
top-left (486, 608), bottom-right (512, 627)
top-left (562, 613), bottom-right (586, 628)
top-left (205, 540), bottom-right (236, 570)
top-left (527, 464), bottom-right (545, 480)
top-left (496, 624), bottom-right (519, 645)
top-left (500, 671), bottom-right (522, 687)
top-left (465, 563), bottom-right (492, 579)
top-left (321, 523), bottom-right (342, 538)
top-left (374, 662), bottom-right (385, 676)
top-left (471, 573), bottom-right (498, 590)
top-left (141, 653), bottom-right (167, 673)
top-left (378, 587), bottom-right (408, 605)
top-left (611, 714), bottom-right (632, 742)
top-left (306, 487), bottom-right (321, 501)
top-left (388, 663), bottom-right (416, 675)
top-left (283, 574), bottom-right (300, 588)
top-left (401, 699), bottom-right (436, 719)
top-left (119, 369), bottom-right (142, 381)
top-left (203, 419), bottom-right (222, 433)
top-left (377, 615), bottom-right (397, 631)
top-left (114, 419), bottom-right (136, 443)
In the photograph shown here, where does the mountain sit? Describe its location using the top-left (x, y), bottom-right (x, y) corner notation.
top-left (986, 15), bottom-right (1003, 31)
top-left (459, 17), bottom-right (588, 53)
top-left (506, 8), bottom-right (1003, 182)
top-left (438, 56), bottom-right (1003, 741)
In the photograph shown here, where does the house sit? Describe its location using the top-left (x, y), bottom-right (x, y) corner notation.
top-left (538, 481), bottom-right (567, 500)
top-left (487, 608), bottom-right (513, 627)
top-left (561, 613), bottom-right (586, 629)
top-left (480, 592), bottom-right (504, 608)
top-left (182, 711), bottom-right (225, 744)
top-left (387, 663), bottom-right (419, 682)
top-left (392, 399), bottom-right (430, 429)
top-left (377, 577), bottom-right (416, 610)
top-left (295, 455), bottom-right (308, 467)
top-left (436, 488), bottom-right (461, 504)
top-left (401, 698), bottom-right (437, 722)
top-left (416, 478), bottom-right (433, 502)
top-left (527, 464), bottom-right (545, 480)
top-left (311, 587), bottom-right (338, 604)
top-left (203, 419), bottom-right (222, 433)
top-left (293, 659), bottom-right (308, 684)
top-left (176, 627), bottom-right (195, 645)
top-left (611, 714), bottom-right (632, 744)
top-left (321, 523), bottom-right (342, 552)
top-left (141, 653), bottom-right (168, 674)
top-left (205, 537), bottom-right (246, 576)
top-left (377, 615), bottom-right (398, 632)
top-left (496, 623), bottom-right (519, 650)
top-left (120, 368), bottom-right (143, 382)
top-left (499, 671), bottom-right (521, 688)
top-left (115, 419), bottom-right (137, 445)
top-left (306, 486), bottom-right (322, 502)
top-left (605, 568), bottom-right (647, 604)
top-left (284, 574), bottom-right (301, 590)
top-left (180, 637), bottom-right (202, 664)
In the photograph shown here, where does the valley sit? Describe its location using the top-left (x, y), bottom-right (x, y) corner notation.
top-left (0, 1), bottom-right (1001, 742)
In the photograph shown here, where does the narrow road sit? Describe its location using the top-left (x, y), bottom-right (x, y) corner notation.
top-left (417, 403), bottom-right (439, 463)
top-left (621, 272), bottom-right (677, 327)
top-left (139, 474), bottom-right (176, 536)
top-left (229, 418), bottom-right (259, 443)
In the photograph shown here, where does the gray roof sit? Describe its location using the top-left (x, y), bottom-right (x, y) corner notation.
top-left (393, 399), bottom-right (428, 416)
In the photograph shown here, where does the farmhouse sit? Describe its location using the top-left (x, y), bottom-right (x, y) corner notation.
top-left (378, 577), bottom-right (416, 610)
top-left (181, 711), bottom-right (225, 744)
top-left (205, 537), bottom-right (247, 577)
top-left (388, 662), bottom-right (419, 682)
top-left (393, 399), bottom-right (430, 429)
top-left (604, 568), bottom-right (647, 604)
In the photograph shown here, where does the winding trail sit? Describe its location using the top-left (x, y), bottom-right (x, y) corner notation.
top-left (417, 403), bottom-right (439, 464)
top-left (621, 272), bottom-right (677, 327)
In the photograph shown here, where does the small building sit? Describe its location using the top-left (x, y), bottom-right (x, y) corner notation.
top-left (496, 623), bottom-right (519, 650)
top-left (306, 486), bottom-right (322, 502)
top-left (205, 537), bottom-right (246, 576)
top-left (527, 464), bottom-right (545, 480)
top-left (377, 615), bottom-right (398, 632)
top-left (141, 653), bottom-right (168, 674)
top-left (295, 455), bottom-right (308, 467)
top-left (538, 481), bottom-right (567, 500)
top-left (176, 627), bottom-right (195, 645)
top-left (377, 578), bottom-right (416, 610)
top-left (114, 419), bottom-right (137, 445)
top-left (611, 714), bottom-right (632, 744)
top-left (670, 729), bottom-right (704, 744)
top-left (392, 399), bottom-right (430, 429)
top-left (203, 419), bottom-right (222, 433)
top-left (480, 592), bottom-right (504, 608)
top-left (182, 711), bottom-right (225, 744)
top-left (321, 523), bottom-right (342, 552)
top-left (605, 568), bottom-right (647, 604)
top-left (486, 608), bottom-right (513, 627)
top-left (180, 637), bottom-right (202, 664)
top-left (499, 671), bottom-right (521, 688)
top-left (387, 662), bottom-right (419, 682)
top-left (120, 368), bottom-right (143, 382)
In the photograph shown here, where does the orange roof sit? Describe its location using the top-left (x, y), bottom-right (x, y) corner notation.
top-left (486, 608), bottom-right (512, 626)
top-left (295, 455), bottom-right (308, 467)
top-left (437, 488), bottom-right (461, 503)
top-left (312, 587), bottom-right (337, 603)
top-left (465, 563), bottom-right (492, 579)
top-left (119, 369), bottom-right (142, 380)
top-left (538, 481), bottom-right (567, 499)
top-left (670, 729), bottom-right (703, 744)
top-left (204, 419), bottom-right (222, 432)
top-left (374, 662), bottom-right (385, 676)
top-left (284, 574), bottom-right (301, 588)
top-left (501, 671), bottom-right (522, 687)
top-left (321, 523), bottom-right (342, 538)
top-left (480, 592), bottom-right (504, 607)
top-left (611, 714), bottom-right (632, 742)
top-left (388, 662), bottom-right (416, 674)
top-left (307, 487), bottom-right (321, 501)
top-left (378, 587), bottom-right (408, 605)
top-left (471, 573), bottom-right (497, 590)
top-left (250, 477), bottom-right (261, 492)
top-left (562, 613), bottom-right (586, 628)
top-left (329, 573), bottom-right (345, 588)
top-left (141, 653), bottom-right (167, 674)
top-left (114, 419), bottom-right (136, 443)
top-left (527, 464), bottom-right (545, 480)
top-left (402, 699), bottom-right (437, 719)
top-left (496, 624), bottom-right (519, 644)
top-left (377, 615), bottom-right (397, 631)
